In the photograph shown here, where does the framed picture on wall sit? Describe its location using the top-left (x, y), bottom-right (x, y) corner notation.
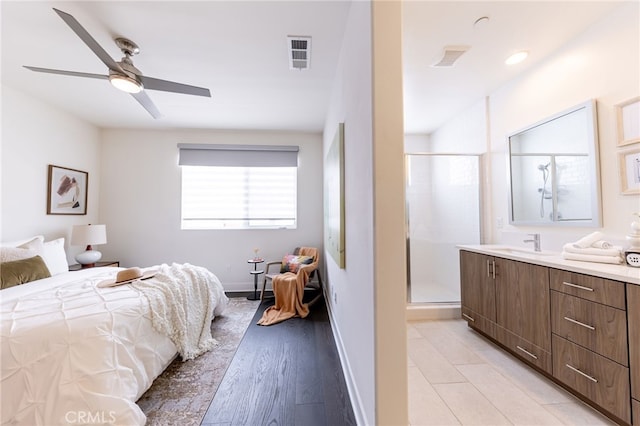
top-left (324, 122), bottom-right (345, 268)
top-left (615, 96), bottom-right (640, 147)
top-left (47, 165), bottom-right (88, 214)
top-left (618, 148), bottom-right (640, 195)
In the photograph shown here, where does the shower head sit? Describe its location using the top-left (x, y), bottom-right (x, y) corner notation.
top-left (537, 163), bottom-right (550, 171)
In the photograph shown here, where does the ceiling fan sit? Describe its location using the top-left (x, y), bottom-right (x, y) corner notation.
top-left (24, 8), bottom-right (211, 119)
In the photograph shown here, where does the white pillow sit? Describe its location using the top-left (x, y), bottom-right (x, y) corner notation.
top-left (19, 237), bottom-right (45, 252)
top-left (0, 237), bottom-right (44, 263)
top-left (0, 235), bottom-right (44, 248)
top-left (41, 238), bottom-right (69, 275)
top-left (0, 246), bottom-right (37, 263)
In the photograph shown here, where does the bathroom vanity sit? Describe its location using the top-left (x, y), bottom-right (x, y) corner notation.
top-left (459, 245), bottom-right (640, 425)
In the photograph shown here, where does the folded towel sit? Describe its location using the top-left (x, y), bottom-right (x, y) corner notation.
top-left (562, 251), bottom-right (622, 265)
top-left (591, 240), bottom-right (613, 249)
top-left (572, 231), bottom-right (605, 249)
top-left (562, 243), bottom-right (622, 257)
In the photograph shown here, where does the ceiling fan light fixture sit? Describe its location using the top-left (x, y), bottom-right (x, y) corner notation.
top-left (109, 74), bottom-right (143, 93)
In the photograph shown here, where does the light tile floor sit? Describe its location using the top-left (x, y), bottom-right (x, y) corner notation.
top-left (407, 319), bottom-right (617, 426)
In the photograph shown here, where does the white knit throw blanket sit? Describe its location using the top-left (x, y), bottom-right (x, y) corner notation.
top-left (131, 263), bottom-right (218, 361)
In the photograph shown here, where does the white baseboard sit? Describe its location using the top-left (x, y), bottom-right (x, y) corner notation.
top-left (221, 281), bottom-right (259, 293)
top-left (325, 299), bottom-right (369, 426)
top-left (406, 303), bottom-right (461, 321)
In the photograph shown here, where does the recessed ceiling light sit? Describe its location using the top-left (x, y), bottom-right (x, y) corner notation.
top-left (505, 51), bottom-right (528, 65)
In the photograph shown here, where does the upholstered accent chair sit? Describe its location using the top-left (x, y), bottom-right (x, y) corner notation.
top-left (260, 247), bottom-right (324, 307)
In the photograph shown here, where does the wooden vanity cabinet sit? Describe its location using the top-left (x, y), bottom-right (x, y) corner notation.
top-left (460, 250), bottom-right (496, 338)
top-left (495, 259), bottom-right (552, 373)
top-left (628, 284), bottom-right (640, 425)
top-left (459, 248), bottom-right (639, 425)
top-left (550, 269), bottom-right (631, 423)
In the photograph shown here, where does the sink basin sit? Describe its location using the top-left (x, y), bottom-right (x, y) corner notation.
top-left (489, 247), bottom-right (557, 257)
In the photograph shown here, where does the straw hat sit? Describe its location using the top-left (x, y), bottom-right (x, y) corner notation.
top-left (97, 267), bottom-right (156, 288)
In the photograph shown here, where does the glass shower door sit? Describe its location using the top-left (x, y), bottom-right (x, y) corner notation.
top-left (406, 154), bottom-right (481, 303)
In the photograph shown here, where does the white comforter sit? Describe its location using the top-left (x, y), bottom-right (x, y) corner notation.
top-left (0, 264), bottom-right (228, 426)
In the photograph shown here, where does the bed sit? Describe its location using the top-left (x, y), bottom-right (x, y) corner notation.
top-left (0, 236), bottom-right (228, 425)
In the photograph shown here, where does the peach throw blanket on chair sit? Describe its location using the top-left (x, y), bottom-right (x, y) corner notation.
top-left (257, 247), bottom-right (317, 326)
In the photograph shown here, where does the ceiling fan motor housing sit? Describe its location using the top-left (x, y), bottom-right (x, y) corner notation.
top-left (115, 37), bottom-right (140, 56)
top-left (111, 40), bottom-right (144, 90)
top-left (116, 56), bottom-right (142, 79)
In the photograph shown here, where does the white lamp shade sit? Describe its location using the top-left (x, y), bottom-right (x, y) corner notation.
top-left (71, 224), bottom-right (107, 247)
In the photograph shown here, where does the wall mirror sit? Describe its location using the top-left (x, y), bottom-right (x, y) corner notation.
top-left (508, 100), bottom-right (602, 226)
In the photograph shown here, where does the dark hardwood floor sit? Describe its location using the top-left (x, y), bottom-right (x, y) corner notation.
top-left (201, 295), bottom-right (356, 426)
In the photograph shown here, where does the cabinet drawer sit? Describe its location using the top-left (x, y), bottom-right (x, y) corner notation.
top-left (551, 291), bottom-right (628, 366)
top-left (461, 307), bottom-right (496, 340)
top-left (496, 325), bottom-right (551, 374)
top-left (633, 399), bottom-right (639, 426)
top-left (553, 335), bottom-right (630, 423)
top-left (550, 269), bottom-right (625, 309)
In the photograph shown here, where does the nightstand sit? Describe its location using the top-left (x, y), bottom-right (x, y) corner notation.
top-left (247, 258), bottom-right (264, 301)
top-left (69, 261), bottom-right (120, 271)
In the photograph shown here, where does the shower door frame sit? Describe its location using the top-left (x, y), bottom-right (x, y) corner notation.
top-left (405, 153), bottom-right (484, 304)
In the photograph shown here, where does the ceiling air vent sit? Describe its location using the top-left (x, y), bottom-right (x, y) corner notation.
top-left (431, 45), bottom-right (470, 67)
top-left (287, 36), bottom-right (311, 70)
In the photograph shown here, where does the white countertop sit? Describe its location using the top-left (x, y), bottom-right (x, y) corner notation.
top-left (458, 244), bottom-right (640, 285)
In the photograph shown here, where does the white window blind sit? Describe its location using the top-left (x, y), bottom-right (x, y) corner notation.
top-left (179, 144), bottom-right (298, 230)
top-left (178, 143), bottom-right (298, 167)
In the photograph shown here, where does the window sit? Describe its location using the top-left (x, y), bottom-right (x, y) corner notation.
top-left (178, 144), bottom-right (298, 230)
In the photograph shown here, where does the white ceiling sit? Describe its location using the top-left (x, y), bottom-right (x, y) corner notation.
top-left (1, 1), bottom-right (624, 134)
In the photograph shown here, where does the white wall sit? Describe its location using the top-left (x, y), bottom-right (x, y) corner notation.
top-left (490, 2), bottom-right (639, 249)
top-left (322, 1), bottom-right (408, 424)
top-left (98, 129), bottom-right (323, 291)
top-left (322, 1), bottom-right (375, 423)
top-left (426, 3), bottom-right (639, 251)
top-left (1, 85), bottom-right (102, 263)
top-left (430, 98), bottom-right (488, 154)
top-left (404, 133), bottom-right (430, 152)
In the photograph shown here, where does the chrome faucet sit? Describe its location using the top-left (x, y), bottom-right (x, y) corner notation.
top-left (524, 233), bottom-right (541, 252)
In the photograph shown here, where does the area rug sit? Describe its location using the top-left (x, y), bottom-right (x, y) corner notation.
top-left (137, 297), bottom-right (260, 425)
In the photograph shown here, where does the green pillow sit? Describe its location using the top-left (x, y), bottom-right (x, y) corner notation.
top-left (1, 255), bottom-right (52, 290)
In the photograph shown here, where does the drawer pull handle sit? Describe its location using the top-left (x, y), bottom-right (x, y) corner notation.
top-left (462, 313), bottom-right (475, 322)
top-left (516, 345), bottom-right (538, 360)
top-left (563, 316), bottom-right (595, 330)
top-left (565, 364), bottom-right (598, 383)
top-left (562, 281), bottom-right (594, 292)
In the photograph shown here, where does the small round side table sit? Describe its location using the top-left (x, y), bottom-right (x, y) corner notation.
top-left (247, 258), bottom-right (264, 300)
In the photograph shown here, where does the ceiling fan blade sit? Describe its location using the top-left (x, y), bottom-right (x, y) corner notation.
top-left (52, 8), bottom-right (122, 73)
top-left (140, 76), bottom-right (211, 97)
top-left (131, 91), bottom-right (162, 119)
top-left (24, 66), bottom-right (108, 80)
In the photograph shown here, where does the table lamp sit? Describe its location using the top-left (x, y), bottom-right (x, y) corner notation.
top-left (71, 224), bottom-right (107, 267)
